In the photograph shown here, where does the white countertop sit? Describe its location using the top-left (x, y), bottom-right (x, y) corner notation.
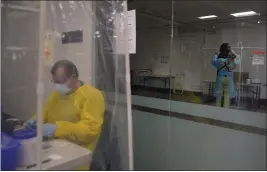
top-left (237, 83), bottom-right (265, 86)
top-left (202, 81), bottom-right (266, 87)
top-left (16, 139), bottom-right (92, 170)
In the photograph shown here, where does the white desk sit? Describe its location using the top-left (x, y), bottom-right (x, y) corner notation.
top-left (202, 80), bottom-right (216, 96)
top-left (236, 83), bottom-right (265, 108)
top-left (138, 73), bottom-right (175, 88)
top-left (16, 139), bottom-right (92, 170)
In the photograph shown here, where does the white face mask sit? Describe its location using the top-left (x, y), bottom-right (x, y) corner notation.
top-left (55, 83), bottom-right (71, 95)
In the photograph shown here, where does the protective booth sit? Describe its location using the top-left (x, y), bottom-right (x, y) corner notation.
top-left (1, 1), bottom-right (133, 170)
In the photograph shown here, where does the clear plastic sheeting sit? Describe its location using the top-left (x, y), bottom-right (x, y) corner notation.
top-left (1, 1), bottom-right (41, 170)
top-left (129, 0), bottom-right (266, 170)
top-left (168, 14), bottom-right (266, 113)
top-left (1, 1), bottom-right (39, 121)
top-left (1, 0), bottom-right (133, 171)
top-left (90, 1), bottom-right (133, 170)
top-left (200, 21), bottom-right (266, 112)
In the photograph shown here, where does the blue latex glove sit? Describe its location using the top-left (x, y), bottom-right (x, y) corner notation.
top-left (43, 123), bottom-right (57, 137)
top-left (25, 119), bottom-right (36, 129)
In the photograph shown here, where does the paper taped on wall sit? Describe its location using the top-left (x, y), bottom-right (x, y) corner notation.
top-left (252, 54), bottom-right (265, 65)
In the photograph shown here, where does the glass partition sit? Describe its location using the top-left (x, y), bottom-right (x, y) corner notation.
top-left (166, 12), bottom-right (267, 114)
top-left (129, 0), bottom-right (266, 170)
top-left (168, 0), bottom-right (266, 171)
top-left (128, 1), bottom-right (174, 170)
top-left (201, 21), bottom-right (243, 109)
top-left (200, 20), bottom-right (266, 112)
top-left (129, 1), bottom-right (173, 99)
top-left (236, 20), bottom-right (266, 112)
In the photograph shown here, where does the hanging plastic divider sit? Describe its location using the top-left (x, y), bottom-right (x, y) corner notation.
top-left (91, 1), bottom-right (134, 170)
top-left (114, 1), bottom-right (134, 170)
top-left (236, 21), bottom-right (266, 110)
top-left (36, 1), bottom-right (47, 170)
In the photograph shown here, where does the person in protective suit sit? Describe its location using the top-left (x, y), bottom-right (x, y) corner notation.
top-left (25, 60), bottom-right (105, 170)
top-left (211, 43), bottom-right (240, 108)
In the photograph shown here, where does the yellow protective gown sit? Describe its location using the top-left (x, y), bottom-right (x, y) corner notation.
top-left (34, 84), bottom-right (105, 170)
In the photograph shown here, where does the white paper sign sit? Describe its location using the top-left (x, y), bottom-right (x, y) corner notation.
top-left (115, 10), bottom-right (136, 54)
top-left (128, 10), bottom-right (136, 54)
top-left (252, 55), bottom-right (265, 65)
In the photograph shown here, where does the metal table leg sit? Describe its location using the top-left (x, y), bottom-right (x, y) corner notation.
top-left (139, 76), bottom-right (146, 86)
top-left (257, 86), bottom-right (261, 108)
top-left (167, 78), bottom-right (171, 89)
top-left (208, 83), bottom-right (212, 96)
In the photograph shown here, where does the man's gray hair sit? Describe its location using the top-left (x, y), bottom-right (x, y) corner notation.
top-left (51, 60), bottom-right (79, 77)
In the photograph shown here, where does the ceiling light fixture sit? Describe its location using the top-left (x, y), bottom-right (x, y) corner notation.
top-left (231, 11), bottom-right (259, 17)
top-left (198, 15), bottom-right (218, 20)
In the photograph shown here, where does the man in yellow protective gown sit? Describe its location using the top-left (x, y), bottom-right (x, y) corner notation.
top-left (25, 60), bottom-right (105, 170)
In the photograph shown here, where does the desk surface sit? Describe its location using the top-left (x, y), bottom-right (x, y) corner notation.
top-left (202, 81), bottom-right (267, 87)
top-left (237, 83), bottom-right (265, 86)
top-left (17, 139), bottom-right (92, 170)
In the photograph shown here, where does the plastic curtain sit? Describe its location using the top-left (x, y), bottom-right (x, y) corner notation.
top-left (1, 0), bottom-right (133, 170)
top-left (90, 1), bottom-right (133, 170)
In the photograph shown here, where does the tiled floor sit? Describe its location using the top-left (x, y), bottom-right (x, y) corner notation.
top-left (131, 86), bottom-right (267, 113)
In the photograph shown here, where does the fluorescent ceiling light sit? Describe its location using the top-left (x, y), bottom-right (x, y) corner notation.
top-left (231, 11), bottom-right (259, 17)
top-left (198, 15), bottom-right (218, 20)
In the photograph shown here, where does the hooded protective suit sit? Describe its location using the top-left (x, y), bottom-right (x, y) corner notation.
top-left (211, 44), bottom-right (240, 107)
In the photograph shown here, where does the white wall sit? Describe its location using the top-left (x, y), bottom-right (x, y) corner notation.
top-left (133, 109), bottom-right (266, 170)
top-left (1, 1), bottom-right (95, 120)
top-left (130, 94), bottom-right (266, 170)
top-left (103, 92), bottom-right (266, 170)
top-left (131, 24), bottom-right (266, 98)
